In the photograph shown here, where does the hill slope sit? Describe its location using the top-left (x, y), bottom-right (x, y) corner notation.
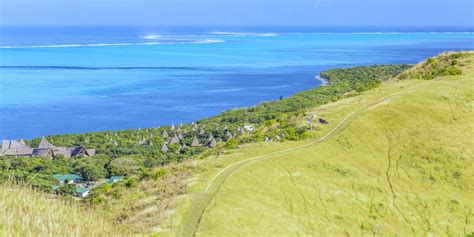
top-left (171, 52), bottom-right (473, 236)
top-left (0, 182), bottom-right (126, 236)
top-left (1, 53), bottom-right (472, 236)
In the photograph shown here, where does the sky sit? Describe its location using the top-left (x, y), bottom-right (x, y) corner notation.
top-left (0, 0), bottom-right (473, 26)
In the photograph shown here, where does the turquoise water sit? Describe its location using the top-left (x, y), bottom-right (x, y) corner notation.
top-left (0, 26), bottom-right (473, 139)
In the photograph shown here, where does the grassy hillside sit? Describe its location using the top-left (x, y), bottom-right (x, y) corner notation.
top-left (1, 52), bottom-right (471, 236)
top-left (0, 182), bottom-right (126, 236)
top-left (168, 52), bottom-right (473, 236)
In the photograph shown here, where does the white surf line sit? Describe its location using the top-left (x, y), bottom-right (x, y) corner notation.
top-left (204, 82), bottom-right (428, 192)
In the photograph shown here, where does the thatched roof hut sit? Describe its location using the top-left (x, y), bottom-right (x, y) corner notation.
top-left (39, 137), bottom-right (56, 149)
top-left (178, 133), bottom-right (184, 140)
top-left (169, 134), bottom-right (180, 145)
top-left (1, 140), bottom-right (34, 157)
top-left (207, 137), bottom-right (217, 148)
top-left (199, 128), bottom-right (205, 135)
top-left (180, 143), bottom-right (187, 152)
top-left (70, 146), bottom-right (95, 157)
top-left (162, 130), bottom-right (169, 139)
top-left (161, 143), bottom-right (169, 153)
top-left (32, 148), bottom-right (54, 158)
top-left (190, 136), bottom-right (201, 147)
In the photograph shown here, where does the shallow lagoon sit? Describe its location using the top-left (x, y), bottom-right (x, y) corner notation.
top-left (0, 26), bottom-right (473, 139)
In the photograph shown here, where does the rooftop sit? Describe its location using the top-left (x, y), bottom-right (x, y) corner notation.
top-left (52, 174), bottom-right (81, 182)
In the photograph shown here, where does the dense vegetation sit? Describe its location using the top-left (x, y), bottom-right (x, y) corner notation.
top-left (0, 64), bottom-right (411, 193)
top-left (207, 64), bottom-right (411, 125)
top-left (398, 52), bottom-right (464, 80)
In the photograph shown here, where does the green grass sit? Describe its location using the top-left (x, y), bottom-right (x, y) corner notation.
top-left (167, 52), bottom-right (474, 236)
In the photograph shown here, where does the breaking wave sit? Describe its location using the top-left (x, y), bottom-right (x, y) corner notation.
top-left (210, 32), bottom-right (279, 37)
top-left (0, 40), bottom-right (226, 49)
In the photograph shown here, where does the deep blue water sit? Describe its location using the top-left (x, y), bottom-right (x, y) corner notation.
top-left (0, 26), bottom-right (473, 139)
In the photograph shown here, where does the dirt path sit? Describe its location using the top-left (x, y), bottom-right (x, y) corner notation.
top-left (180, 81), bottom-right (430, 237)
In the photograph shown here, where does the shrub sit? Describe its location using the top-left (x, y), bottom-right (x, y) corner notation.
top-left (125, 177), bottom-right (137, 188)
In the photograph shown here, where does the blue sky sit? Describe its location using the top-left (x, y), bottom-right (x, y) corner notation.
top-left (0, 0), bottom-right (473, 26)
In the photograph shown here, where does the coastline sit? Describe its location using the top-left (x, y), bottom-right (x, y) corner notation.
top-left (315, 74), bottom-right (329, 86)
top-left (0, 68), bottom-right (398, 141)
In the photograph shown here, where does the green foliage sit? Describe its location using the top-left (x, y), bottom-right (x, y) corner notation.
top-left (108, 157), bottom-right (139, 176)
top-left (57, 184), bottom-right (75, 196)
top-left (152, 168), bottom-right (168, 180)
top-left (124, 177), bottom-right (137, 188)
top-left (206, 64), bottom-right (410, 127)
top-left (224, 138), bottom-right (239, 149)
top-left (73, 159), bottom-right (106, 182)
top-left (398, 52), bottom-right (464, 80)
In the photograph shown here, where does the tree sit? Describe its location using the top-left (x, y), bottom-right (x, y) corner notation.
top-left (108, 157), bottom-right (139, 176)
top-left (73, 160), bottom-right (106, 182)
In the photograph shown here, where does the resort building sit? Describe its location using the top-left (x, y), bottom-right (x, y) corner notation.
top-left (107, 176), bottom-right (124, 185)
top-left (53, 174), bottom-right (82, 184)
top-left (190, 136), bottom-right (201, 147)
top-left (75, 187), bottom-right (90, 198)
top-left (1, 140), bottom-right (34, 157)
top-left (1, 137), bottom-right (96, 158)
top-left (161, 143), bottom-right (169, 153)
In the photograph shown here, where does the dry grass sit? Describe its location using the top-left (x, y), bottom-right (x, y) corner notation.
top-left (90, 162), bottom-right (196, 235)
top-left (170, 52), bottom-right (474, 236)
top-left (0, 182), bottom-right (125, 237)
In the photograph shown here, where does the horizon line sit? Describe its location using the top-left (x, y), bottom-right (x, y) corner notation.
top-left (1, 24), bottom-right (473, 28)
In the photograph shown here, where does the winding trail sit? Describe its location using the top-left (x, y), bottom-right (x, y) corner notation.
top-left (180, 81), bottom-right (430, 237)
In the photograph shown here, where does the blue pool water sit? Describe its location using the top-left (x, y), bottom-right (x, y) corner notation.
top-left (0, 26), bottom-right (473, 139)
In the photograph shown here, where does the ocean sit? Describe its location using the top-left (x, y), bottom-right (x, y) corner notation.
top-left (0, 26), bottom-right (473, 139)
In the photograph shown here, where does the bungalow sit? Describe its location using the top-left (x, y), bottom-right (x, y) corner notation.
top-left (190, 136), bottom-right (201, 147)
top-left (39, 137), bottom-right (96, 158)
top-left (161, 143), bottom-right (169, 153)
top-left (75, 187), bottom-right (90, 198)
top-left (1, 137), bottom-right (96, 158)
top-left (169, 134), bottom-right (180, 145)
top-left (70, 146), bottom-right (96, 158)
top-left (207, 137), bottom-right (217, 148)
top-left (53, 174), bottom-right (82, 184)
top-left (1, 140), bottom-right (34, 157)
top-left (107, 176), bottom-right (124, 185)
top-left (32, 148), bottom-right (55, 158)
